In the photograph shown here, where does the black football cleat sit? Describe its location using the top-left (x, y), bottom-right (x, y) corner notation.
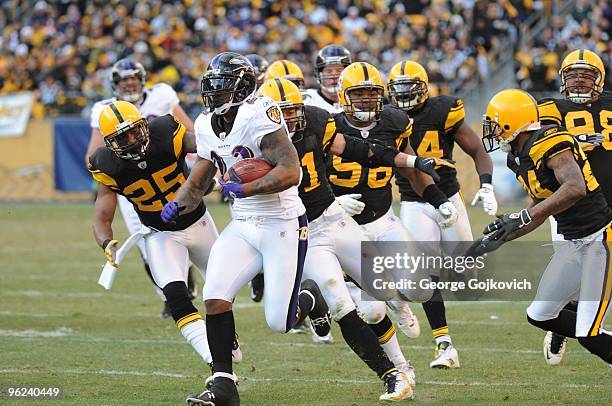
top-left (249, 273), bottom-right (264, 303)
top-left (186, 377), bottom-right (239, 406)
top-left (299, 279), bottom-right (331, 338)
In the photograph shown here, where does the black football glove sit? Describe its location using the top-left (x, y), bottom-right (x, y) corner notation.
top-left (465, 209), bottom-right (532, 257)
top-left (575, 132), bottom-right (604, 146)
top-left (415, 157), bottom-right (440, 183)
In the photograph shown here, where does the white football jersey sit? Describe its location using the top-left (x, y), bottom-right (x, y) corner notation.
top-left (195, 95), bottom-right (305, 219)
top-left (302, 88), bottom-right (343, 114)
top-left (90, 83), bottom-right (180, 129)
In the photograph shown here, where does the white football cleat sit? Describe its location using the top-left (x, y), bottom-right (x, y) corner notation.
top-left (379, 370), bottom-right (414, 401)
top-left (310, 326), bottom-right (334, 344)
top-left (543, 331), bottom-right (567, 366)
top-left (398, 363), bottom-right (416, 387)
top-left (430, 342), bottom-right (460, 369)
top-left (288, 319), bottom-right (310, 334)
top-left (387, 301), bottom-right (420, 338)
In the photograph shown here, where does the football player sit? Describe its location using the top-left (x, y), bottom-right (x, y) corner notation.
top-left (473, 88), bottom-right (612, 366)
top-left (160, 53), bottom-right (329, 406)
top-left (265, 59), bottom-right (305, 89)
top-left (388, 60), bottom-right (496, 368)
top-left (537, 49), bottom-right (611, 365)
top-left (245, 54), bottom-right (269, 89)
top-left (329, 62), bottom-right (460, 375)
top-left (88, 101), bottom-right (238, 386)
top-left (85, 58), bottom-right (197, 319)
top-left (259, 77), bottom-right (443, 399)
top-left (302, 44), bottom-right (352, 114)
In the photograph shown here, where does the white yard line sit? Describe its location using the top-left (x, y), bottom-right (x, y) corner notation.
top-left (0, 368), bottom-right (603, 389)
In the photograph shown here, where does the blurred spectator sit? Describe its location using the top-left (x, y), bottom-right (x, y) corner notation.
top-left (516, 0), bottom-right (610, 96)
top-left (1, 0), bottom-right (529, 118)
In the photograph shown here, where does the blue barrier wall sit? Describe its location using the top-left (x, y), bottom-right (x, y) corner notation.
top-left (53, 118), bottom-right (92, 191)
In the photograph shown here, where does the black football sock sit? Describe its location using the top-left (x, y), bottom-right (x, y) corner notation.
top-left (338, 310), bottom-right (396, 379)
top-left (550, 301), bottom-right (579, 347)
top-left (206, 310), bottom-right (235, 375)
top-left (368, 314), bottom-right (394, 341)
top-left (527, 310), bottom-right (578, 338)
top-left (578, 332), bottom-right (612, 363)
top-left (563, 301), bottom-right (578, 312)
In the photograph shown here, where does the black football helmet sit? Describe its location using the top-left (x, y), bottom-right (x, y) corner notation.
top-left (315, 45), bottom-right (352, 93)
top-left (111, 59), bottom-right (146, 103)
top-left (201, 52), bottom-right (257, 115)
top-left (245, 54), bottom-right (269, 88)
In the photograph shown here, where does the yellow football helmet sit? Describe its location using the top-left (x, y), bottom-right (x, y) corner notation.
top-left (559, 49), bottom-right (605, 104)
top-left (99, 100), bottom-right (149, 160)
top-left (338, 62), bottom-right (384, 122)
top-left (482, 89), bottom-right (541, 152)
top-left (388, 60), bottom-right (429, 110)
top-left (265, 60), bottom-right (305, 88)
top-left (258, 78), bottom-right (305, 136)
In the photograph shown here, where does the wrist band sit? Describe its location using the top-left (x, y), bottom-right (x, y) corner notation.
top-left (422, 184), bottom-right (448, 209)
top-left (479, 173), bottom-right (493, 186)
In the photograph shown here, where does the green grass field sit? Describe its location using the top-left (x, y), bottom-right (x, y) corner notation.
top-left (1, 202), bottom-right (610, 405)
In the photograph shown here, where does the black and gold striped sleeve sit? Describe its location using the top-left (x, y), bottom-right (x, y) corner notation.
top-left (444, 98), bottom-right (465, 133)
top-left (529, 128), bottom-right (575, 167)
top-left (88, 161), bottom-right (119, 191)
top-left (537, 99), bottom-right (563, 126)
top-left (396, 119), bottom-right (413, 149)
top-left (171, 116), bottom-right (186, 158)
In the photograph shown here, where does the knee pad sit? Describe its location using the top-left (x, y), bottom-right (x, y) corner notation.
top-left (358, 301), bottom-right (387, 325)
top-left (265, 312), bottom-right (289, 334)
top-left (163, 281), bottom-right (199, 324)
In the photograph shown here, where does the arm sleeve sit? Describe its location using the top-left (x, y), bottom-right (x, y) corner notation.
top-left (537, 99), bottom-right (563, 126)
top-left (194, 115), bottom-right (212, 161)
top-left (529, 130), bottom-right (575, 168)
top-left (90, 102), bottom-right (104, 129)
top-left (252, 97), bottom-right (285, 148)
top-left (444, 98), bottom-right (465, 134)
top-left (156, 83), bottom-right (180, 110)
top-left (88, 156), bottom-right (119, 191)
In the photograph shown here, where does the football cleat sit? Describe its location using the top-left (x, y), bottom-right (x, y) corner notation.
top-left (187, 377), bottom-right (239, 406)
top-left (288, 319), bottom-right (310, 334)
top-left (300, 279), bottom-right (332, 338)
top-left (249, 273), bottom-right (264, 303)
top-left (398, 363), bottom-right (416, 387)
top-left (160, 302), bottom-right (172, 319)
top-left (187, 266), bottom-right (198, 300)
top-left (543, 331), bottom-right (567, 366)
top-left (205, 364), bottom-right (239, 390)
top-left (379, 370), bottom-right (414, 401)
top-left (388, 301), bottom-right (420, 338)
top-left (430, 341), bottom-right (460, 369)
top-left (310, 322), bottom-right (334, 344)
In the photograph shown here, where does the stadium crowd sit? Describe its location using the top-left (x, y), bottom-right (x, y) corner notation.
top-left (515, 0), bottom-right (611, 96)
top-left (1, 0), bottom-right (540, 117)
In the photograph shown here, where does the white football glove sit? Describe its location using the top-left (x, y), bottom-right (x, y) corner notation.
top-left (437, 201), bottom-right (458, 228)
top-left (471, 183), bottom-right (498, 216)
top-left (336, 193), bottom-right (365, 217)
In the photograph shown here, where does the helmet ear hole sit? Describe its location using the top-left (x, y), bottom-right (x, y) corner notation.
top-left (503, 124), bottom-right (510, 130)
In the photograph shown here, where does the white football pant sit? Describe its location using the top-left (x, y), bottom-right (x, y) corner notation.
top-left (145, 210), bottom-right (218, 289)
top-left (203, 215), bottom-right (308, 333)
top-left (527, 223), bottom-right (612, 337)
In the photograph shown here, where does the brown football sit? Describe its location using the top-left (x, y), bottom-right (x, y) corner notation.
top-left (226, 158), bottom-right (274, 183)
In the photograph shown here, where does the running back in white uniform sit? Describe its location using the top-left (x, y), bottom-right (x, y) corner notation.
top-left (302, 88), bottom-right (343, 114)
top-left (196, 94), bottom-right (308, 333)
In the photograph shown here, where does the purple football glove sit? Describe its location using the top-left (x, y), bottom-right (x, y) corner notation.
top-left (218, 179), bottom-right (247, 199)
top-left (161, 201), bottom-right (185, 224)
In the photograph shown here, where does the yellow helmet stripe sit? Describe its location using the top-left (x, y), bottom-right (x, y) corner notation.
top-left (274, 78), bottom-right (286, 101)
top-left (281, 60), bottom-right (290, 75)
top-left (360, 62), bottom-right (369, 80)
top-left (109, 103), bottom-right (125, 123)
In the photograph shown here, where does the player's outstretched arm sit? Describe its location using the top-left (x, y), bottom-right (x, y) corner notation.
top-left (329, 132), bottom-right (439, 178)
top-left (172, 104), bottom-right (195, 133)
top-left (241, 127), bottom-right (301, 196)
top-left (172, 157), bottom-right (217, 212)
top-left (454, 123), bottom-right (493, 180)
top-left (92, 184), bottom-right (117, 248)
top-left (528, 149), bottom-right (586, 224)
top-left (182, 131), bottom-right (197, 154)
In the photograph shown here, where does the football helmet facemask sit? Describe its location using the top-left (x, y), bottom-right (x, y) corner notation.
top-left (99, 101), bottom-right (150, 161)
top-left (388, 60), bottom-right (429, 111)
top-left (559, 49), bottom-right (605, 104)
top-left (258, 78), bottom-right (305, 138)
top-left (338, 62), bottom-right (384, 122)
top-left (111, 59), bottom-right (146, 103)
top-left (315, 44), bottom-right (352, 94)
top-left (201, 52), bottom-right (257, 115)
top-left (482, 89), bottom-right (540, 153)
